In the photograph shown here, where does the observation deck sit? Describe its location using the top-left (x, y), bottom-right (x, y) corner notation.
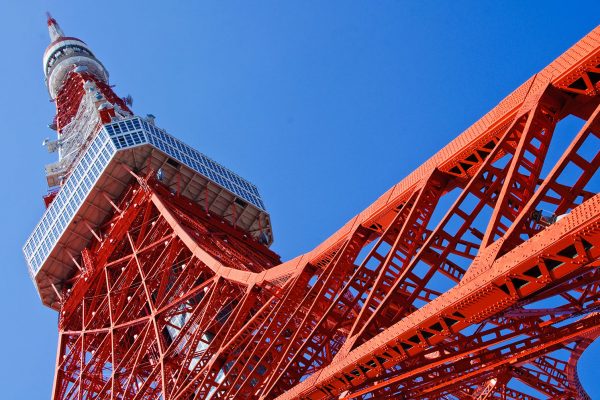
top-left (24, 116), bottom-right (272, 308)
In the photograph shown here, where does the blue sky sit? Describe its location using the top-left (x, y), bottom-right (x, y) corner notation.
top-left (0, 1), bottom-right (598, 398)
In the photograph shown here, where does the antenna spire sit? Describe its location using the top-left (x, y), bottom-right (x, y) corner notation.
top-left (46, 12), bottom-right (64, 42)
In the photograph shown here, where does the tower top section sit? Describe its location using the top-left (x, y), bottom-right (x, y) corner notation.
top-left (27, 16), bottom-right (274, 308)
top-left (46, 13), bottom-right (64, 41)
top-left (43, 14), bottom-right (109, 98)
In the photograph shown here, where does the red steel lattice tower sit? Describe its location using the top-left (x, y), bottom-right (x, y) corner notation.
top-left (24, 16), bottom-right (600, 400)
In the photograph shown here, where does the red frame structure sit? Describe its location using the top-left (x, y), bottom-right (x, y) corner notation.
top-left (43, 23), bottom-right (600, 400)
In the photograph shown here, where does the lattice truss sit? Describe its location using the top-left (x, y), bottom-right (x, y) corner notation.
top-left (51, 30), bottom-right (600, 400)
top-left (46, 71), bottom-right (131, 184)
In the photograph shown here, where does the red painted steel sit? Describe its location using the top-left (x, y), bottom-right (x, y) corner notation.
top-left (46, 24), bottom-right (600, 400)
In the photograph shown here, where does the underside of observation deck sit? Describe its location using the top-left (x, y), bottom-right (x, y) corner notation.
top-left (51, 26), bottom-right (600, 400)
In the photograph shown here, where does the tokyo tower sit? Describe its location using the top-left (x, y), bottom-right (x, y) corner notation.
top-left (23, 15), bottom-right (600, 400)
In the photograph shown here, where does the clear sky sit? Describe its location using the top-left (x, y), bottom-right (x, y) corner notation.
top-left (0, 1), bottom-right (598, 398)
